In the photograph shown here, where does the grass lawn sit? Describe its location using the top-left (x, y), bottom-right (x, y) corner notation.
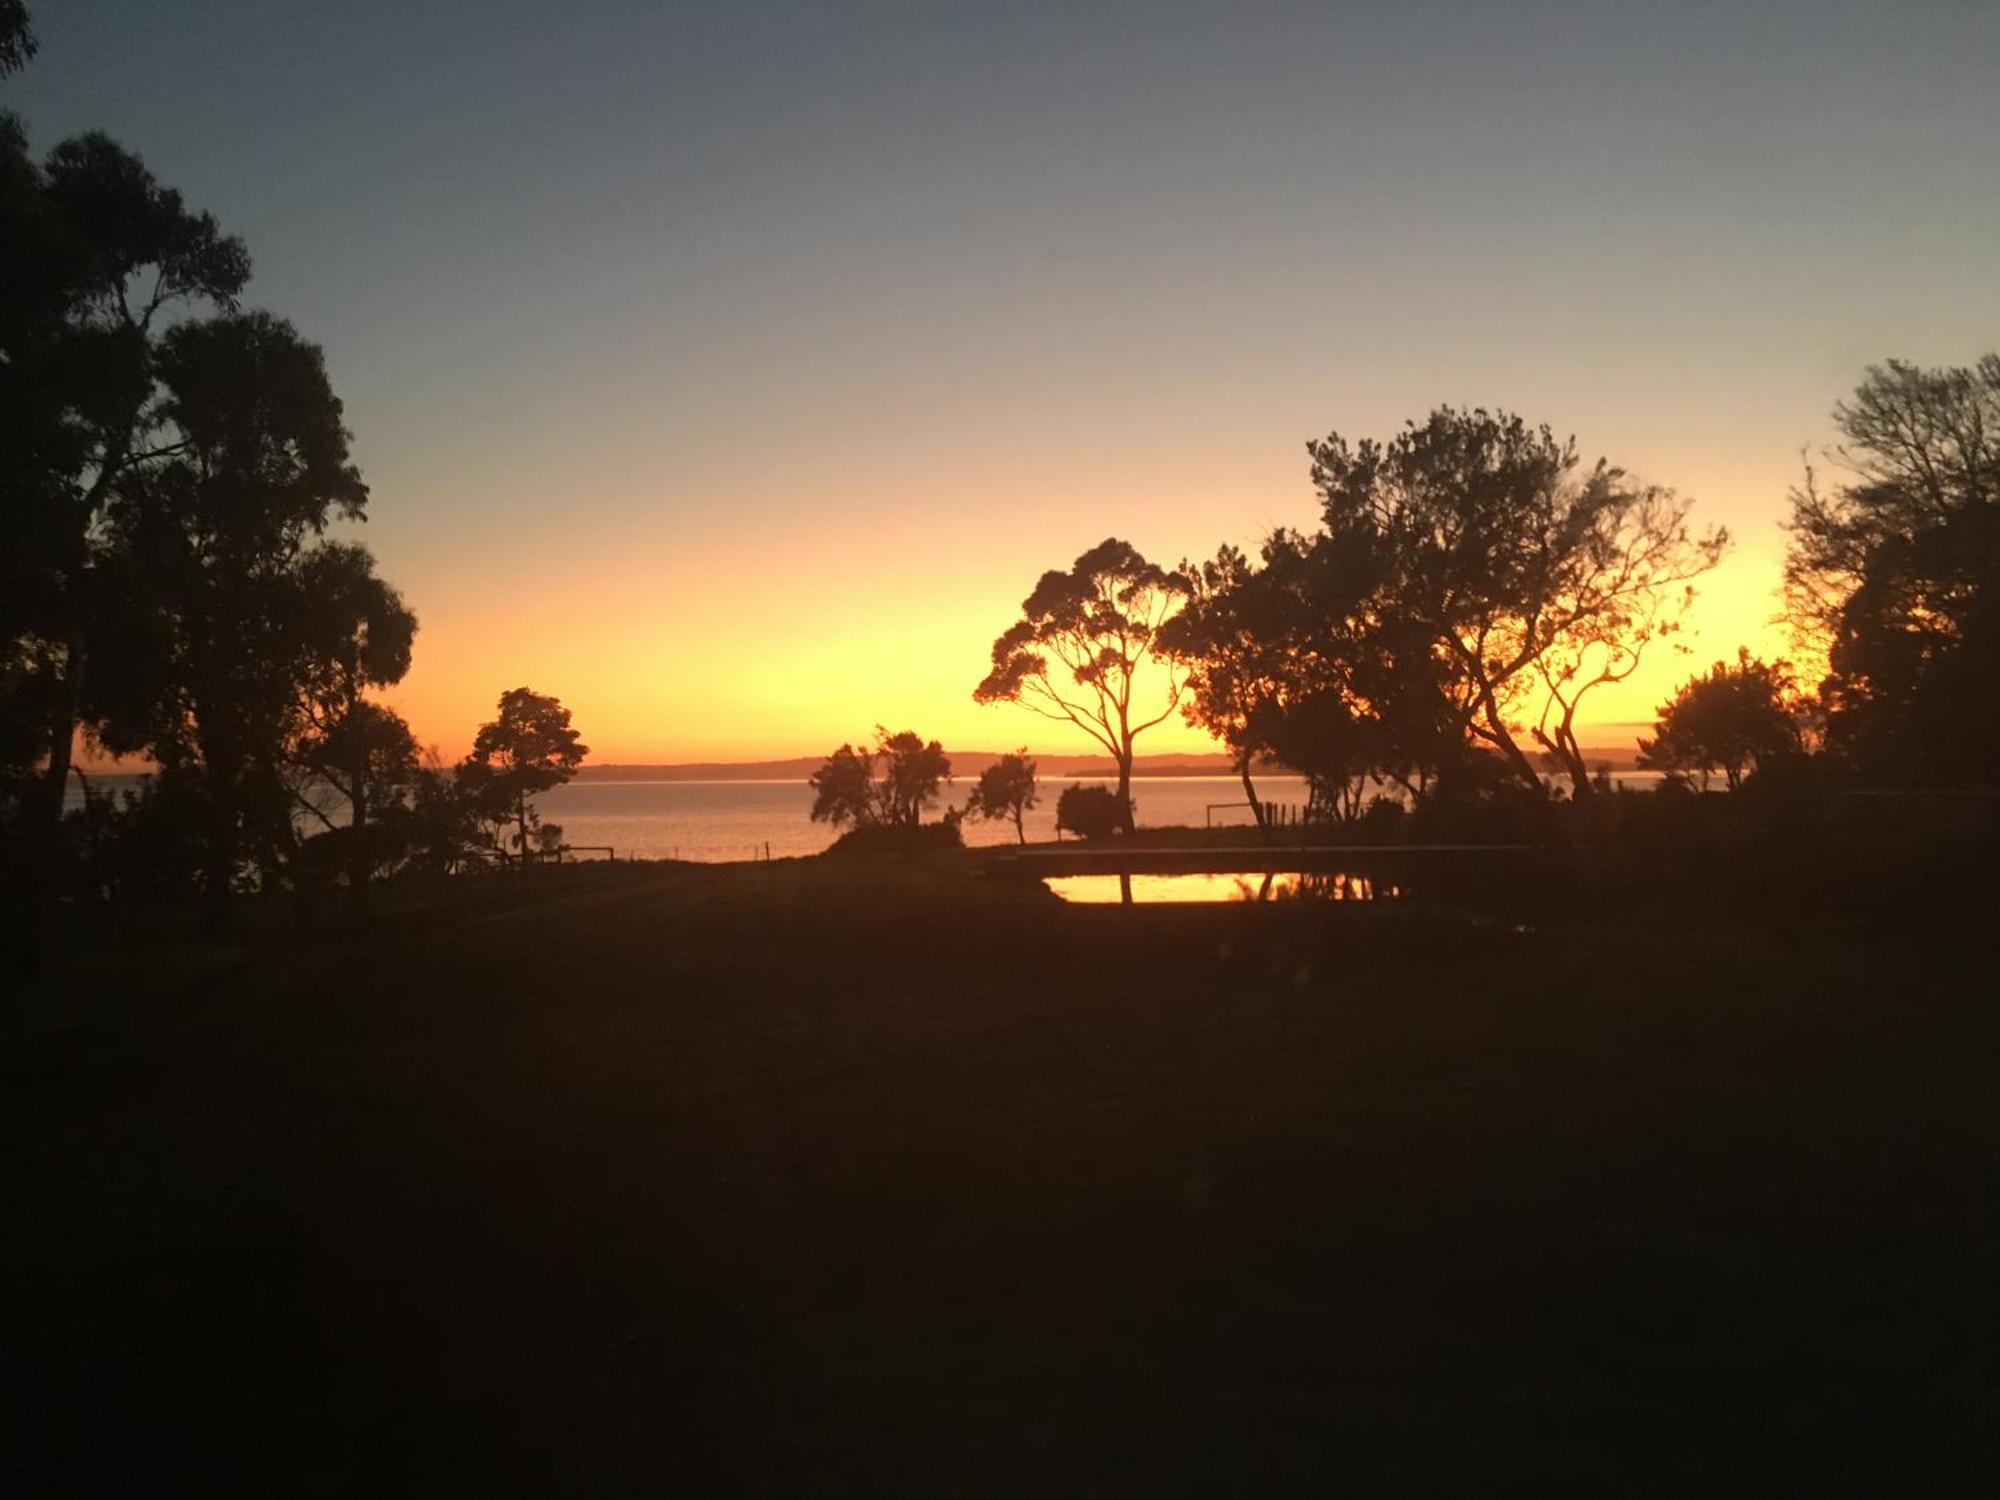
top-left (6, 855), bottom-right (1995, 1494)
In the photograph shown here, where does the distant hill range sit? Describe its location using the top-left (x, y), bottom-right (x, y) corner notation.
top-left (577, 736), bottom-right (1648, 783)
top-left (572, 752), bottom-right (1249, 783)
top-left (80, 732), bottom-right (1649, 783)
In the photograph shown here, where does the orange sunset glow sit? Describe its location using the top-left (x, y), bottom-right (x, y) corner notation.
top-left (367, 450), bottom-right (1800, 766)
top-left (24, 7), bottom-right (1973, 771)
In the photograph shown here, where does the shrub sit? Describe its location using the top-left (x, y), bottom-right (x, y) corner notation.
top-left (1354, 795), bottom-right (1408, 840)
top-left (1055, 784), bottom-right (1127, 840)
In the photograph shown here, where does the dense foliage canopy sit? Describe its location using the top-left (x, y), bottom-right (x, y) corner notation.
top-left (1788, 357), bottom-right (2000, 786)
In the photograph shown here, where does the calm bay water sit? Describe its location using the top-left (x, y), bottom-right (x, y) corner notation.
top-left (534, 769), bottom-right (1660, 860)
top-left (536, 775), bottom-right (1313, 861)
top-left (64, 768), bottom-right (1662, 863)
top-left (60, 770), bottom-right (1306, 860)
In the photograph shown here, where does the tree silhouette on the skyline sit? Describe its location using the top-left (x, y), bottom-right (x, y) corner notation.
top-left (88, 312), bottom-right (372, 924)
top-left (1787, 355), bottom-right (2000, 786)
top-left (0, 1), bottom-right (31, 75)
top-left (0, 0), bottom-right (35, 75)
top-left (463, 688), bottom-right (589, 867)
top-left (809, 728), bottom-right (952, 831)
top-left (976, 539), bottom-right (1188, 834)
top-left (1161, 545), bottom-right (1290, 831)
top-left (288, 543), bottom-right (419, 904)
top-left (965, 750), bottom-right (1038, 844)
top-left (1161, 538), bottom-right (1434, 826)
top-left (1306, 407), bottom-right (1726, 800)
top-left (1636, 649), bottom-right (1804, 791)
top-left (3, 107), bottom-right (250, 966)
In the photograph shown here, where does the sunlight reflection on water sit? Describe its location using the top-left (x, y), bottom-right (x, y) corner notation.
top-left (1045, 872), bottom-right (1397, 904)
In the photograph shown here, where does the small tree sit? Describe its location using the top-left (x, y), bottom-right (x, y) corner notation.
top-left (1161, 544), bottom-right (1292, 831)
top-left (463, 687), bottom-right (587, 868)
top-left (1637, 650), bottom-right (1805, 791)
top-left (808, 728), bottom-right (952, 830)
top-left (976, 539), bottom-right (1188, 833)
top-left (398, 752), bottom-right (485, 874)
top-left (965, 750), bottom-right (1038, 844)
top-left (808, 743), bottom-right (876, 829)
top-left (292, 699), bottom-right (419, 875)
top-left (874, 730), bottom-right (952, 828)
top-left (287, 542), bottom-right (417, 905)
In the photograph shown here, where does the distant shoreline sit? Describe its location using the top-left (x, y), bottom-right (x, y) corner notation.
top-left (571, 749), bottom-right (1647, 783)
top-left (70, 744), bottom-right (1649, 785)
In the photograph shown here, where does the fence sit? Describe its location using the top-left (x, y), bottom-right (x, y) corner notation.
top-left (1205, 801), bottom-right (1309, 829)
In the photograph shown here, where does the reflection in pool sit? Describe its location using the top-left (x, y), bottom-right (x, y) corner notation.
top-left (1046, 871), bottom-right (1398, 904)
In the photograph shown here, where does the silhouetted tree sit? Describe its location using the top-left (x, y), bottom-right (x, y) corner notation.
top-left (965, 750), bottom-right (1038, 844)
top-left (87, 313), bottom-right (368, 923)
top-left (285, 544), bottom-right (418, 904)
top-left (809, 728), bottom-right (952, 830)
top-left (463, 688), bottom-right (588, 868)
top-left (398, 753), bottom-right (487, 873)
top-left (1161, 545), bottom-right (1290, 830)
top-left (1165, 528), bottom-right (1473, 820)
top-left (976, 539), bottom-right (1188, 833)
top-left (1259, 687), bottom-right (1383, 822)
top-left (875, 730), bottom-right (951, 828)
top-left (1787, 356), bottom-right (2000, 785)
top-left (293, 701), bottom-right (420, 878)
top-left (1307, 408), bottom-right (1726, 800)
top-left (2, 114), bottom-right (249, 965)
top-left (808, 743), bottom-right (876, 829)
top-left (0, 1), bottom-right (34, 75)
top-left (1636, 650), bottom-right (1805, 791)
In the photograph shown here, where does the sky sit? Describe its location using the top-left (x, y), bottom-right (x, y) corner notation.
top-left (13, 1), bottom-right (2000, 762)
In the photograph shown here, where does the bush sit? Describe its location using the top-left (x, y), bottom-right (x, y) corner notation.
top-left (1354, 795), bottom-right (1408, 840)
top-left (825, 820), bottom-right (964, 856)
top-left (1055, 784), bottom-right (1127, 840)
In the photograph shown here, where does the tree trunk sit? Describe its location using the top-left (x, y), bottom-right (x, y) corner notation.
top-left (1237, 751), bottom-right (1269, 844)
top-left (201, 753), bottom-right (240, 935)
top-left (1490, 721), bottom-right (1544, 796)
top-left (1115, 749), bottom-right (1136, 835)
top-left (12, 430), bottom-right (143, 973)
top-left (10, 640), bottom-right (82, 976)
top-left (1462, 662), bottom-right (1544, 796)
top-left (1537, 710), bottom-right (1593, 802)
top-left (1013, 805), bottom-right (1025, 845)
top-left (517, 790), bottom-right (530, 872)
top-left (347, 727), bottom-right (370, 910)
top-left (341, 671), bottom-right (372, 908)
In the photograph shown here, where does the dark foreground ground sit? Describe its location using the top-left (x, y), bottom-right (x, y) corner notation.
top-left (6, 856), bottom-right (1996, 1495)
